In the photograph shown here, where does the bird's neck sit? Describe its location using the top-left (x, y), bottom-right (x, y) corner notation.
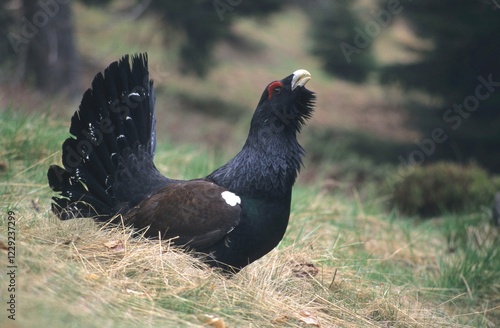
top-left (207, 132), bottom-right (304, 198)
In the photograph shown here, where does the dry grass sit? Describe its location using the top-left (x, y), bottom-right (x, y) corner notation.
top-left (0, 143), bottom-right (478, 328)
top-left (0, 198), bottom-right (465, 328)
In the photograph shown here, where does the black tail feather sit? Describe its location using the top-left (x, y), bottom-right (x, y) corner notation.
top-left (48, 53), bottom-right (170, 221)
top-left (48, 165), bottom-right (110, 220)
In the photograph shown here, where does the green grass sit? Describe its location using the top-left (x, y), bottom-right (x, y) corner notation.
top-left (435, 214), bottom-right (499, 299)
top-left (1, 110), bottom-right (498, 327)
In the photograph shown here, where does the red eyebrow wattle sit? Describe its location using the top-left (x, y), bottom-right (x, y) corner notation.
top-left (267, 81), bottom-right (284, 99)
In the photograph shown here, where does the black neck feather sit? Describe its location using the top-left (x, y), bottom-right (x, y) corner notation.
top-left (207, 86), bottom-right (315, 198)
top-left (207, 130), bottom-right (304, 198)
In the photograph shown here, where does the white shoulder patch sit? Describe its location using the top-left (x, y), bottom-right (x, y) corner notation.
top-left (221, 191), bottom-right (241, 207)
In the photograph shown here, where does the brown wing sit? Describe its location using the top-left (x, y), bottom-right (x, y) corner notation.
top-left (124, 180), bottom-right (241, 249)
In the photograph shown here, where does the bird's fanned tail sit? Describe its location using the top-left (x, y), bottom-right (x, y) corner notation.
top-left (48, 53), bottom-right (170, 221)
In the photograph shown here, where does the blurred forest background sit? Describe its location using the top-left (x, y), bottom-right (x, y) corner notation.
top-left (1, 0), bottom-right (500, 217)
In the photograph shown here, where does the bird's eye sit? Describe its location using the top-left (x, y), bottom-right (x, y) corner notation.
top-left (267, 81), bottom-right (284, 99)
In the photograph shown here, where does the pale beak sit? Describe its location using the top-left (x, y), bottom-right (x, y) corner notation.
top-left (291, 69), bottom-right (312, 90)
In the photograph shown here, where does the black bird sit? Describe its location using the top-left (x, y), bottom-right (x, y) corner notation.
top-left (48, 54), bottom-right (315, 272)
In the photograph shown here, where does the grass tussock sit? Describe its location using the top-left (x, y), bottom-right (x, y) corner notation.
top-left (391, 162), bottom-right (499, 217)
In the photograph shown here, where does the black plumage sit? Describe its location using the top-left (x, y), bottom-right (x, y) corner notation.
top-left (48, 54), bottom-right (315, 272)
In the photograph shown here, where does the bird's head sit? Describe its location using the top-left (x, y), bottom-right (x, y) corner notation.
top-left (251, 69), bottom-right (315, 138)
top-left (209, 69), bottom-right (315, 194)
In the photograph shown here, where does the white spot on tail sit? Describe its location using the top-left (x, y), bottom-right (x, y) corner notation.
top-left (221, 191), bottom-right (241, 206)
